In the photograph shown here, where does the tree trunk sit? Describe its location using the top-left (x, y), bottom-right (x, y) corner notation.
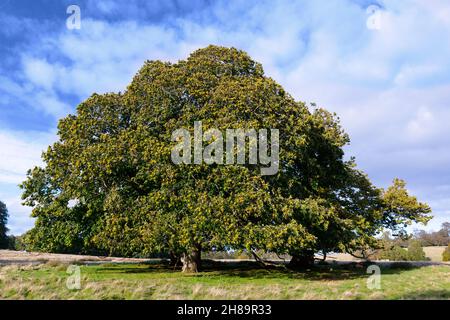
top-left (288, 250), bottom-right (315, 269)
top-left (169, 251), bottom-right (181, 267)
top-left (181, 247), bottom-right (201, 273)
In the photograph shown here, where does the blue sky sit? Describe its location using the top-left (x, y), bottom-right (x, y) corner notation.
top-left (0, 0), bottom-right (449, 235)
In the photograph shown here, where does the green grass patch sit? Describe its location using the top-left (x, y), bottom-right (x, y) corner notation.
top-left (0, 261), bottom-right (448, 300)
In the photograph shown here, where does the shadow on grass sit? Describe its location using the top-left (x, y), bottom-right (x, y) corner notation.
top-left (199, 260), bottom-right (425, 281)
top-left (93, 259), bottom-right (424, 282)
top-left (94, 260), bottom-right (179, 274)
top-left (397, 289), bottom-right (450, 300)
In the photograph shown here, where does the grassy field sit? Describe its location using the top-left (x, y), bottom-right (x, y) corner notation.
top-left (423, 246), bottom-right (447, 262)
top-left (0, 261), bottom-right (448, 300)
top-left (327, 246), bottom-right (447, 262)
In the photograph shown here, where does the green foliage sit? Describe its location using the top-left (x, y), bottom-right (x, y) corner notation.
top-left (443, 245), bottom-right (450, 262)
top-left (379, 245), bottom-right (410, 261)
top-left (381, 179), bottom-right (432, 236)
top-left (20, 46), bottom-right (433, 269)
top-left (407, 240), bottom-right (428, 261)
top-left (376, 239), bottom-right (429, 261)
top-left (0, 201), bottom-right (9, 249)
top-left (7, 235), bottom-right (26, 251)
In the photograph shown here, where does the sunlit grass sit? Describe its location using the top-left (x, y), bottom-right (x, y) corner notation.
top-left (0, 261), bottom-right (448, 300)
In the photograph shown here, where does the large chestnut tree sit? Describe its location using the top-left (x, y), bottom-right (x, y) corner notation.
top-left (21, 46), bottom-right (431, 272)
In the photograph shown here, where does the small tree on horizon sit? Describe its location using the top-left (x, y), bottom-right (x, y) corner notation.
top-left (443, 245), bottom-right (450, 262)
top-left (407, 239), bottom-right (428, 261)
top-left (0, 201), bottom-right (9, 249)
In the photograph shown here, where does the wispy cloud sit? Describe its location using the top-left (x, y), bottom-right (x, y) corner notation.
top-left (0, 130), bottom-right (56, 234)
top-left (0, 130), bottom-right (55, 185)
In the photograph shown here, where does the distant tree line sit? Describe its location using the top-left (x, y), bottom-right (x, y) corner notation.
top-left (412, 222), bottom-right (449, 246)
top-left (381, 223), bottom-right (449, 247)
top-left (364, 224), bottom-right (450, 262)
top-left (372, 238), bottom-right (429, 261)
top-left (0, 201), bottom-right (27, 251)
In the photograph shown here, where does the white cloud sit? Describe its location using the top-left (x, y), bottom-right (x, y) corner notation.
top-left (23, 58), bottom-right (57, 90)
top-left (0, 130), bottom-right (56, 185)
top-left (0, 74), bottom-right (71, 119)
top-left (34, 91), bottom-right (72, 119)
top-left (19, 20), bottom-right (182, 100)
top-left (0, 130), bottom-right (56, 235)
top-left (406, 106), bottom-right (435, 141)
top-left (1, 194), bottom-right (35, 235)
top-left (394, 64), bottom-right (442, 86)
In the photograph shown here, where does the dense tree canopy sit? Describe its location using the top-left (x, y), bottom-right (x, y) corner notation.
top-left (21, 46), bottom-right (432, 271)
top-left (0, 201), bottom-right (9, 249)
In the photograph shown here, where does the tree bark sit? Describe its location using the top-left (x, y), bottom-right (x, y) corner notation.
top-left (288, 250), bottom-right (315, 269)
top-left (181, 247), bottom-right (201, 273)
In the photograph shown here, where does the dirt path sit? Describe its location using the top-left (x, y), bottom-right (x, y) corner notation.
top-left (0, 250), bottom-right (153, 265)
